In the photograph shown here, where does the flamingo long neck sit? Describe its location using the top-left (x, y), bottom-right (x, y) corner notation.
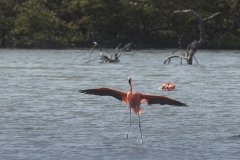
top-left (130, 83), bottom-right (132, 92)
top-left (129, 83), bottom-right (133, 98)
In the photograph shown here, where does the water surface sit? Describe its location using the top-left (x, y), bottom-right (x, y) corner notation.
top-left (0, 49), bottom-right (240, 159)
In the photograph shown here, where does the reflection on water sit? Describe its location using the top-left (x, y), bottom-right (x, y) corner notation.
top-left (0, 49), bottom-right (240, 160)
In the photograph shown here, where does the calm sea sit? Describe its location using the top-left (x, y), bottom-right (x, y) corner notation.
top-left (0, 49), bottom-right (240, 160)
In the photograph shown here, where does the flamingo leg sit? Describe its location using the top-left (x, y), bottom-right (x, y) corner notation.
top-left (127, 106), bottom-right (131, 139)
top-left (137, 110), bottom-right (143, 143)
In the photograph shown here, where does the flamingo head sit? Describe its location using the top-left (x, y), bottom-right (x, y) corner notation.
top-left (128, 77), bottom-right (132, 85)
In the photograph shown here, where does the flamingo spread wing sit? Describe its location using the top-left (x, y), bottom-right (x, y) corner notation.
top-left (79, 87), bottom-right (128, 103)
top-left (140, 94), bottom-right (187, 106)
top-left (79, 77), bottom-right (188, 142)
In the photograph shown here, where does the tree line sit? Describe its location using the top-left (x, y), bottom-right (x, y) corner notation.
top-left (0, 0), bottom-right (239, 49)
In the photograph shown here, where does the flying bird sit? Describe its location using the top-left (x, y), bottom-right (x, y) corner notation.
top-left (79, 77), bottom-right (187, 142)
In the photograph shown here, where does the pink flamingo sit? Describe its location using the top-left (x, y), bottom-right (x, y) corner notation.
top-left (79, 77), bottom-right (187, 141)
top-left (160, 82), bottom-right (176, 91)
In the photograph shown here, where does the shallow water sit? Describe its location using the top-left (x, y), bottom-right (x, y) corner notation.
top-left (0, 49), bottom-right (240, 160)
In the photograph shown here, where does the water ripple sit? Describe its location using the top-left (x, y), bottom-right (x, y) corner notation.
top-left (0, 49), bottom-right (239, 159)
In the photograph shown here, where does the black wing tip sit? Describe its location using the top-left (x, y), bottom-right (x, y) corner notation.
top-left (172, 99), bottom-right (188, 107)
top-left (181, 103), bottom-right (188, 107)
top-left (169, 101), bottom-right (188, 107)
top-left (169, 103), bottom-right (188, 107)
top-left (79, 90), bottom-right (85, 93)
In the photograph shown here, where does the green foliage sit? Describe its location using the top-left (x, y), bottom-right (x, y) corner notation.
top-left (12, 0), bottom-right (69, 48)
top-left (0, 0), bottom-right (239, 48)
top-left (0, 0), bottom-right (22, 47)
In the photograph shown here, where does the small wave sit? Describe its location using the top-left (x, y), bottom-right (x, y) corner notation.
top-left (227, 133), bottom-right (240, 140)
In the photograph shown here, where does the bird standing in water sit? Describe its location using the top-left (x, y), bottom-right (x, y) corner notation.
top-left (79, 77), bottom-right (187, 142)
top-left (160, 82), bottom-right (176, 91)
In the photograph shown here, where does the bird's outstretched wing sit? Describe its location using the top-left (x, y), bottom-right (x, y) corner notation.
top-left (79, 87), bottom-right (128, 103)
top-left (140, 94), bottom-right (187, 106)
